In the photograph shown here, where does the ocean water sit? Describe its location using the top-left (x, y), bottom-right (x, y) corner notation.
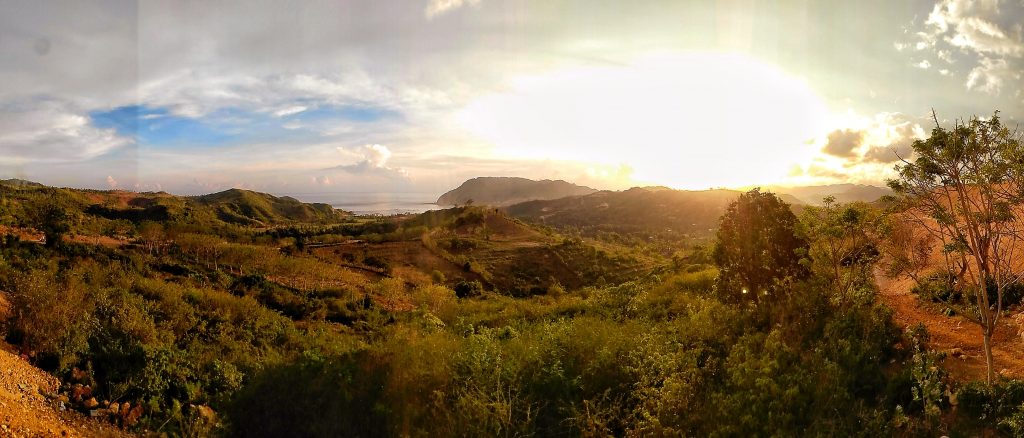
top-left (288, 192), bottom-right (444, 216)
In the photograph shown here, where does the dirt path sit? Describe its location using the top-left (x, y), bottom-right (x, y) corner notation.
top-left (876, 272), bottom-right (1024, 381)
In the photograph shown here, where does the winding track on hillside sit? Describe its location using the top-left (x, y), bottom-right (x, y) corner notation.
top-left (875, 271), bottom-right (1024, 380)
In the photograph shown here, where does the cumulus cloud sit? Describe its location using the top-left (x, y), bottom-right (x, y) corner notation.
top-left (797, 113), bottom-right (927, 185)
top-left (106, 175), bottom-right (118, 189)
top-left (854, 113), bottom-right (925, 164)
top-left (327, 144), bottom-right (407, 177)
top-left (425, 0), bottom-right (482, 19)
top-left (862, 142), bottom-right (915, 163)
top-left (822, 129), bottom-right (865, 157)
top-left (906, 0), bottom-right (1024, 96)
top-left (0, 99), bottom-right (130, 163)
top-left (966, 56), bottom-right (1019, 94)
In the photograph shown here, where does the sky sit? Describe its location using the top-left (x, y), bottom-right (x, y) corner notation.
top-left (0, 0), bottom-right (1022, 197)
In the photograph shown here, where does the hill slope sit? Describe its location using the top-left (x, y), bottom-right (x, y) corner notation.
top-left (196, 189), bottom-right (344, 226)
top-left (436, 177), bottom-right (597, 207)
top-left (769, 184), bottom-right (891, 205)
top-left (505, 187), bottom-right (803, 244)
top-left (0, 182), bottom-right (347, 232)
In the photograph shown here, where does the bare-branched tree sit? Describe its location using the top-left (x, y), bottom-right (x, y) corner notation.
top-left (888, 111), bottom-right (1024, 384)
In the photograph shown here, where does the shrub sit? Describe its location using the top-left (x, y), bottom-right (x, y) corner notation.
top-left (430, 270), bottom-right (446, 284)
top-left (454, 280), bottom-right (483, 299)
top-left (363, 256), bottom-right (391, 274)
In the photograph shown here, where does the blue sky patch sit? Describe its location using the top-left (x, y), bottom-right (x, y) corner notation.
top-left (89, 104), bottom-right (400, 149)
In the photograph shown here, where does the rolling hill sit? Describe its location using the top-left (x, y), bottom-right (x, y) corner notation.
top-left (196, 189), bottom-right (344, 226)
top-left (768, 184), bottom-right (891, 205)
top-left (436, 177), bottom-right (597, 207)
top-left (0, 182), bottom-right (347, 229)
top-left (504, 186), bottom-right (803, 243)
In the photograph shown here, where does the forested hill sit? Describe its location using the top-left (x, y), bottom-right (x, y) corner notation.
top-left (504, 186), bottom-right (804, 243)
top-left (196, 188), bottom-right (343, 226)
top-left (768, 183), bottom-right (891, 205)
top-left (436, 176), bottom-right (597, 206)
top-left (0, 180), bottom-right (347, 229)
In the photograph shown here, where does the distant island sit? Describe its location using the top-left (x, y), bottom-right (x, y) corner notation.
top-left (436, 176), bottom-right (597, 207)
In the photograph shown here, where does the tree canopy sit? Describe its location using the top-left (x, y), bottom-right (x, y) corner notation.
top-left (713, 189), bottom-right (809, 303)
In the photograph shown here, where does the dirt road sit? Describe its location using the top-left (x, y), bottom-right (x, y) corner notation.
top-left (876, 273), bottom-right (1024, 381)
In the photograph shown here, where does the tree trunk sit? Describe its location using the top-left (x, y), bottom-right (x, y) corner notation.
top-left (983, 326), bottom-right (995, 385)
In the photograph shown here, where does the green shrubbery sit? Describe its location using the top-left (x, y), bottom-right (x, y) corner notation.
top-left (1, 254), bottom-right (354, 433)
top-left (226, 269), bottom-right (908, 436)
top-left (4, 185), bottom-right (1018, 436)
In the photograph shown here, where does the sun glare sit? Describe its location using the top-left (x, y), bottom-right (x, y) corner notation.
top-left (456, 52), bottom-right (832, 189)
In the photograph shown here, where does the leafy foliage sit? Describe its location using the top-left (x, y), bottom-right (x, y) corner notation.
top-left (713, 189), bottom-right (809, 303)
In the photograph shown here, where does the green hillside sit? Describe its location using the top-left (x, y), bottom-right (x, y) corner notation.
top-left (505, 187), bottom-right (804, 250)
top-left (196, 189), bottom-right (344, 226)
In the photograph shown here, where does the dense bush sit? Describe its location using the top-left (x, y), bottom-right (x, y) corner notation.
top-left (913, 272), bottom-right (1024, 311)
top-left (226, 269), bottom-right (908, 436)
top-left (453, 280), bottom-right (484, 298)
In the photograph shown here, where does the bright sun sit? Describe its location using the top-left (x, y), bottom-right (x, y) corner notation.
top-left (456, 52), bottom-right (833, 189)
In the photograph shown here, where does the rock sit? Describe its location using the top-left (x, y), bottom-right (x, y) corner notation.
top-left (89, 409), bottom-right (108, 418)
top-left (71, 384), bottom-right (91, 401)
top-left (119, 401), bottom-right (130, 416)
top-left (949, 348), bottom-right (965, 358)
top-left (109, 402), bottom-right (119, 414)
top-left (83, 397), bottom-right (99, 409)
top-left (195, 404), bottom-right (217, 423)
top-left (124, 405), bottom-right (143, 427)
top-left (56, 394), bottom-right (69, 404)
top-left (70, 367), bottom-right (87, 382)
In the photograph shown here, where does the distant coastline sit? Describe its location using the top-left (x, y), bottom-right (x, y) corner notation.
top-left (283, 191), bottom-right (443, 216)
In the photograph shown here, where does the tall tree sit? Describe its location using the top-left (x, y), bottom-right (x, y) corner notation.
top-left (713, 189), bottom-right (809, 304)
top-left (35, 203), bottom-right (72, 248)
top-left (888, 111), bottom-right (1024, 384)
top-left (801, 198), bottom-right (880, 305)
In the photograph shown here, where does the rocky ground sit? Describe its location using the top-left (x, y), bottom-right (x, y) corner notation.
top-left (0, 292), bottom-right (132, 438)
top-left (0, 345), bottom-right (133, 438)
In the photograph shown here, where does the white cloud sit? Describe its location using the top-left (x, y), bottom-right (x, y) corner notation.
top-left (0, 99), bottom-right (130, 163)
top-left (966, 56), bottom-right (1018, 94)
top-left (328, 144), bottom-right (407, 178)
top-left (106, 175), bottom-right (118, 189)
top-left (273, 105), bottom-right (308, 117)
top-left (908, 0), bottom-right (1024, 96)
top-left (794, 112), bottom-right (928, 185)
top-left (362, 144), bottom-right (392, 168)
top-left (425, 0), bottom-right (482, 19)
